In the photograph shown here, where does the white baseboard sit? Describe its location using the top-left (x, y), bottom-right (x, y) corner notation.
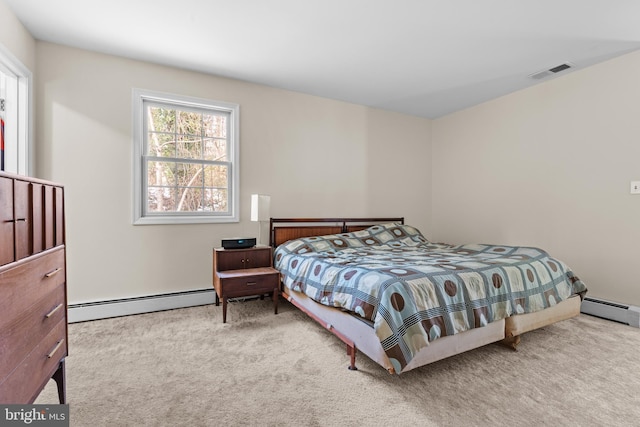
top-left (581, 297), bottom-right (640, 328)
top-left (67, 289), bottom-right (217, 323)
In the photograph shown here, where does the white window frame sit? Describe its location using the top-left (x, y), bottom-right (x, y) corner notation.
top-left (132, 88), bottom-right (240, 225)
top-left (0, 44), bottom-right (32, 176)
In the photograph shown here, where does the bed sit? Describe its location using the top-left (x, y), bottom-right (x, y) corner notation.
top-left (271, 218), bottom-right (587, 375)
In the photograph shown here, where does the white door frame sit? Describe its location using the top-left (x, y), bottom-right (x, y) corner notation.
top-left (0, 43), bottom-right (33, 176)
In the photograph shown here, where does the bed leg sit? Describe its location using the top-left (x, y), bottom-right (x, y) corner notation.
top-left (347, 345), bottom-right (358, 371)
top-left (501, 335), bottom-right (521, 351)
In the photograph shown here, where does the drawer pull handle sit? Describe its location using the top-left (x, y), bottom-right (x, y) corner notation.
top-left (15, 218), bottom-right (27, 222)
top-left (47, 339), bottom-right (65, 359)
top-left (247, 282), bottom-right (257, 286)
top-left (44, 268), bottom-right (62, 278)
top-left (45, 303), bottom-right (64, 318)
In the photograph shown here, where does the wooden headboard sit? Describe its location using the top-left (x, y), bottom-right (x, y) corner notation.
top-left (269, 217), bottom-right (405, 248)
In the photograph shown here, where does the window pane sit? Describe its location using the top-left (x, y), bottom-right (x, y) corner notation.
top-left (204, 114), bottom-right (227, 138)
top-left (204, 188), bottom-right (228, 212)
top-left (148, 107), bottom-right (175, 133)
top-left (175, 162), bottom-right (203, 187)
top-left (204, 164), bottom-right (228, 187)
top-left (177, 135), bottom-right (202, 159)
top-left (177, 110), bottom-right (202, 136)
top-left (147, 186), bottom-right (177, 212)
top-left (147, 161), bottom-right (175, 186)
top-left (203, 138), bottom-right (228, 161)
top-left (148, 133), bottom-right (176, 157)
top-left (176, 187), bottom-right (204, 212)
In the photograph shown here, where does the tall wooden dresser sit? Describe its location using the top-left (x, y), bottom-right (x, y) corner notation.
top-left (0, 172), bottom-right (67, 404)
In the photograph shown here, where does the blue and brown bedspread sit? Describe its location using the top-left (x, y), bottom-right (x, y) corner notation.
top-left (274, 223), bottom-right (587, 373)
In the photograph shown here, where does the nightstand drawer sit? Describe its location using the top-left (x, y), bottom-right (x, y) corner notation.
top-left (214, 246), bottom-right (273, 271)
top-left (220, 269), bottom-right (279, 297)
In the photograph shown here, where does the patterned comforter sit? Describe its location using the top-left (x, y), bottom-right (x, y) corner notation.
top-left (274, 223), bottom-right (587, 373)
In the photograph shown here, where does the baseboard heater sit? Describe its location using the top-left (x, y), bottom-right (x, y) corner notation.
top-left (67, 289), bottom-right (216, 323)
top-left (581, 297), bottom-right (640, 328)
top-left (69, 291), bottom-right (640, 327)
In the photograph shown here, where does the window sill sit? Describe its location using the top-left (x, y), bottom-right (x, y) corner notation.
top-left (133, 215), bottom-right (239, 225)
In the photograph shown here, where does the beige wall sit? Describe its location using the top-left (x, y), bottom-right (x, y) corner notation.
top-left (29, 25), bottom-right (638, 307)
top-left (35, 42), bottom-right (432, 304)
top-left (432, 50), bottom-right (640, 307)
top-left (0, 0), bottom-right (36, 72)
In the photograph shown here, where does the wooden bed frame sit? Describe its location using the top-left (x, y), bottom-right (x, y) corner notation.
top-left (270, 217), bottom-right (582, 374)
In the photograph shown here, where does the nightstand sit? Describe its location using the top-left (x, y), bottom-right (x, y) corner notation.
top-left (212, 246), bottom-right (280, 323)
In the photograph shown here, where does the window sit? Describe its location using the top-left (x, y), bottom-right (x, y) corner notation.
top-left (133, 89), bottom-right (239, 224)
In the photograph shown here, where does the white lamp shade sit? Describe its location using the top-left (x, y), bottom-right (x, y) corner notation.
top-left (250, 194), bottom-right (271, 222)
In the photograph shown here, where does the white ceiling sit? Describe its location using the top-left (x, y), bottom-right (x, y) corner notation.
top-left (5, 0), bottom-right (640, 118)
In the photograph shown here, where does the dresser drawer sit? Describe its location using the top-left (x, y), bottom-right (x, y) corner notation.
top-left (0, 248), bottom-right (66, 329)
top-left (220, 269), bottom-right (279, 298)
top-left (0, 319), bottom-right (67, 404)
top-left (0, 284), bottom-right (66, 380)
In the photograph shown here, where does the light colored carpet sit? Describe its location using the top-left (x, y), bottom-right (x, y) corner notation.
top-left (37, 299), bottom-right (640, 426)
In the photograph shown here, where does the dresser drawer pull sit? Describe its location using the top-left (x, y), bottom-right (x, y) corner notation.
top-left (45, 303), bottom-right (64, 319)
top-left (44, 267), bottom-right (62, 278)
top-left (15, 218), bottom-right (27, 222)
top-left (47, 339), bottom-right (65, 359)
top-left (246, 282), bottom-right (257, 286)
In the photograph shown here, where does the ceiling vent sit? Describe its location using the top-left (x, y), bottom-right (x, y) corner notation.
top-left (528, 62), bottom-right (573, 80)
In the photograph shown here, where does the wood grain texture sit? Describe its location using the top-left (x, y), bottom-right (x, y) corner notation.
top-left (0, 172), bottom-right (67, 404)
